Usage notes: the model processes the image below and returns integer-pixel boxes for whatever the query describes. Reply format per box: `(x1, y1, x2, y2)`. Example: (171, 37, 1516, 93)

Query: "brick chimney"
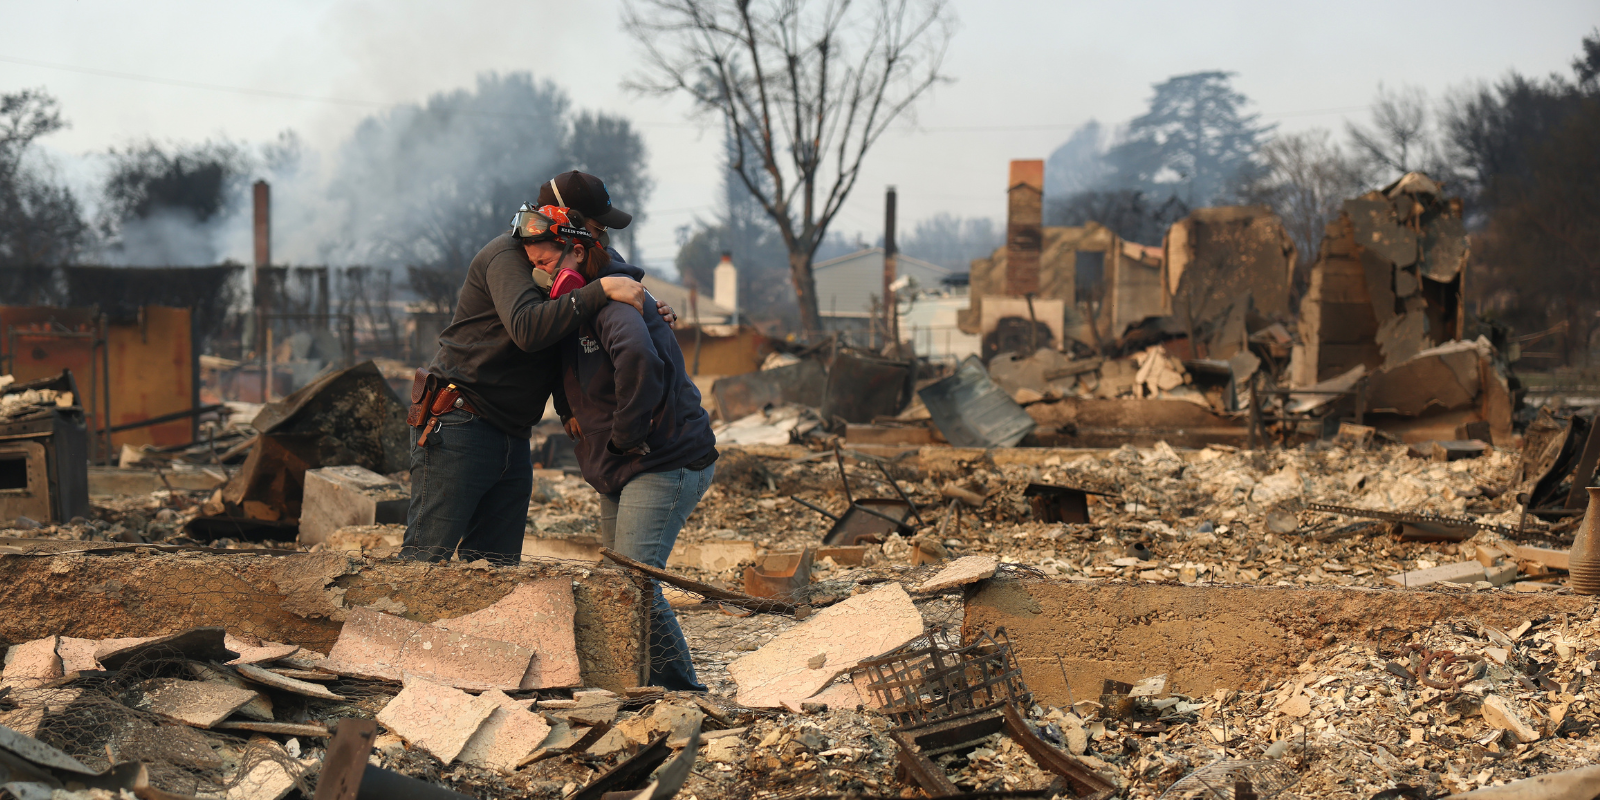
(253, 180, 270, 268)
(1005, 160, 1044, 296)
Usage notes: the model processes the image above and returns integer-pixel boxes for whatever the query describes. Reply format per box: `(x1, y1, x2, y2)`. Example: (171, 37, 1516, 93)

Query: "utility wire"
(2, 52, 1377, 132)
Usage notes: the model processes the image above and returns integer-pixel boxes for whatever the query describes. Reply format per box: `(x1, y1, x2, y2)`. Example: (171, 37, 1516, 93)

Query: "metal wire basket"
(858, 627, 1032, 728)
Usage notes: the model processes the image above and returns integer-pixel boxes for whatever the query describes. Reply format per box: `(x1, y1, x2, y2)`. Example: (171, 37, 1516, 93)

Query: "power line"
(0, 54, 395, 109)
(1, 53, 1376, 132)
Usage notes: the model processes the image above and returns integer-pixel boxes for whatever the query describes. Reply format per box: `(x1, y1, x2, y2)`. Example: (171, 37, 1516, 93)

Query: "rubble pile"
(1050, 612, 1600, 798)
(632, 441, 1563, 594)
(0, 377, 73, 418)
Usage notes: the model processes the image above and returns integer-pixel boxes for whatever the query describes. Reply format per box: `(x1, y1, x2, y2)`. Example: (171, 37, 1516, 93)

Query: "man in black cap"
(401, 171, 674, 564)
(537, 170, 634, 229)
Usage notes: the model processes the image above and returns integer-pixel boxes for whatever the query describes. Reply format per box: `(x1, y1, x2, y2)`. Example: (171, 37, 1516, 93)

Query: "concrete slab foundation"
(963, 576, 1600, 706)
(0, 551, 645, 691)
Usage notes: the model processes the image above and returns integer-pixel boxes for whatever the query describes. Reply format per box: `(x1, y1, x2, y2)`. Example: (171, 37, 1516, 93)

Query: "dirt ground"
(6, 439, 1598, 799)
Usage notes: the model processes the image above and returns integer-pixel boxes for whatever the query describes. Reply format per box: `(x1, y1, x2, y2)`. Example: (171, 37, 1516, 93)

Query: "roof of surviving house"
(813, 248, 950, 318)
(640, 274, 735, 325)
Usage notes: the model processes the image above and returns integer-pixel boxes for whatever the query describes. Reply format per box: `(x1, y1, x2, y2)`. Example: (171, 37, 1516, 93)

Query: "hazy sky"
(2, 0, 1594, 272)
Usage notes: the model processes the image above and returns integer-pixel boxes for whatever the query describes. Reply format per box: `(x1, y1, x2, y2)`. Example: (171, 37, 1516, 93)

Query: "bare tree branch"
(623, 0, 953, 333)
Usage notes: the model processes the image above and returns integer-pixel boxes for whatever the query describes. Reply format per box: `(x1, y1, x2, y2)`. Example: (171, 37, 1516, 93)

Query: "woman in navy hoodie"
(517, 199, 716, 691)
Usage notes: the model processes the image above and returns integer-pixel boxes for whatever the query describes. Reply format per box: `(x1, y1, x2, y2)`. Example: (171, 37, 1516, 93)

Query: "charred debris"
(1, 168, 1598, 800)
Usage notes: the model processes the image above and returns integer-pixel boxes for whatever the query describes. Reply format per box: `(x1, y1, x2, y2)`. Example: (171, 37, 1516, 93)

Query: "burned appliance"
(0, 371, 90, 524)
(1023, 483, 1119, 524)
(791, 448, 923, 546)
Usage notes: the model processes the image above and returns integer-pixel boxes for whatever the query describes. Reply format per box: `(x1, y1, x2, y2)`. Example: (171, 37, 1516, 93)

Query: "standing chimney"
(1005, 160, 1044, 296)
(883, 186, 898, 349)
(252, 180, 272, 401)
(253, 180, 271, 269)
(713, 252, 738, 325)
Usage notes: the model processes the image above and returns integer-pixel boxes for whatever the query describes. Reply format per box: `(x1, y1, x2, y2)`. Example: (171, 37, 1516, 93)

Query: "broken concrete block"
(55, 637, 101, 674)
(1483, 563, 1519, 587)
(916, 555, 999, 594)
(325, 607, 426, 682)
(1514, 546, 1569, 571)
(1385, 560, 1488, 588)
(299, 465, 408, 547)
(201, 671, 276, 722)
(235, 662, 346, 701)
(325, 607, 537, 691)
(227, 737, 314, 800)
(224, 634, 301, 665)
(376, 676, 499, 764)
(187, 662, 275, 721)
(530, 719, 588, 757)
(402, 625, 540, 693)
(2, 637, 62, 687)
(667, 540, 757, 573)
(457, 689, 553, 774)
(136, 678, 261, 729)
(1482, 694, 1540, 743)
(729, 583, 923, 709)
(434, 581, 580, 689)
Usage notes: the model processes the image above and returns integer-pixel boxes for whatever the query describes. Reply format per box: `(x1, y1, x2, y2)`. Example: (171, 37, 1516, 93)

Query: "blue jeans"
(401, 410, 532, 565)
(600, 464, 714, 691)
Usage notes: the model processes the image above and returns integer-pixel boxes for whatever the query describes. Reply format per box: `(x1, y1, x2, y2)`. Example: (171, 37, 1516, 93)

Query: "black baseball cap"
(537, 171, 632, 230)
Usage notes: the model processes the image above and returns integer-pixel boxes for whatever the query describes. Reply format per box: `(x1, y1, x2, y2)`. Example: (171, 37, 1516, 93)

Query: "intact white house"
(813, 247, 979, 361)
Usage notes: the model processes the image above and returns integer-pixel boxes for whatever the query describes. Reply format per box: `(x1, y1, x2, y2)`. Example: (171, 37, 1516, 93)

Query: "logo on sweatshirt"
(579, 335, 600, 354)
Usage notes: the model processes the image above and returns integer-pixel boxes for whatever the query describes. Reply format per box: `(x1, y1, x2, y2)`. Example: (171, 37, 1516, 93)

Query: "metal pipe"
(107, 404, 227, 433)
(100, 314, 112, 464)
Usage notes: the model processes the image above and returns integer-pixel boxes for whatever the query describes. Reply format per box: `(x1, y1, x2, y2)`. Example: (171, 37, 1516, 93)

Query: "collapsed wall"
(1162, 205, 1297, 359)
(964, 575, 1599, 707)
(0, 551, 646, 690)
(1296, 172, 1468, 385)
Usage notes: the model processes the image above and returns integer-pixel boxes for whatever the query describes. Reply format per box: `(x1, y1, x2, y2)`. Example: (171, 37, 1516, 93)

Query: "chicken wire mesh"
(1158, 759, 1299, 800)
(0, 642, 332, 796)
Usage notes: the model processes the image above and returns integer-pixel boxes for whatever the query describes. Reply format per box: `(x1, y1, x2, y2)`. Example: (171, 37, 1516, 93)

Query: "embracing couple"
(402, 170, 713, 691)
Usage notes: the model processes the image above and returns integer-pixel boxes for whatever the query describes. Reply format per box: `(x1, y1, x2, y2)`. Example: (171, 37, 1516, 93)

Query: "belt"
(408, 370, 480, 446)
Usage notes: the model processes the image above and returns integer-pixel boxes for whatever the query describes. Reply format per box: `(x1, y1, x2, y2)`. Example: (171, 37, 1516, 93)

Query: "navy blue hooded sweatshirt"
(554, 260, 717, 495)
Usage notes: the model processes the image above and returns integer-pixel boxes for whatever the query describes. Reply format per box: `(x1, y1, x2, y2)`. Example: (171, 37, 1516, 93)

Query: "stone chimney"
(1005, 160, 1044, 296)
(713, 252, 738, 317)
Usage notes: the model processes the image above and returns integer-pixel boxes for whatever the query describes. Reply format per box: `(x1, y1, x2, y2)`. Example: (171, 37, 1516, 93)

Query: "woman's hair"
(575, 218, 611, 281)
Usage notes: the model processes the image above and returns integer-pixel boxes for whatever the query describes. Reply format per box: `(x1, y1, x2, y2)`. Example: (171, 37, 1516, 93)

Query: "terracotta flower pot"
(1569, 487, 1600, 595)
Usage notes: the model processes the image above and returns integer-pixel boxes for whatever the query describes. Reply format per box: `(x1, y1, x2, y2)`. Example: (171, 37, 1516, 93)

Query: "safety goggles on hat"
(509, 203, 596, 245)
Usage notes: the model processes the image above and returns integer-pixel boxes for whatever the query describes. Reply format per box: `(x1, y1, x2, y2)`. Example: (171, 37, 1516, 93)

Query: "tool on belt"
(408, 368, 477, 446)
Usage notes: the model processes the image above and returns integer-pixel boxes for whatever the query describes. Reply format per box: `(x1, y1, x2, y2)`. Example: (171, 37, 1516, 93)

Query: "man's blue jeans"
(401, 410, 532, 565)
(600, 464, 714, 691)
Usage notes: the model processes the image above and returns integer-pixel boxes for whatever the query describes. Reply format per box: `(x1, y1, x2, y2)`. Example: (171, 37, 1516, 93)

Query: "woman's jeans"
(401, 410, 532, 565)
(600, 464, 715, 691)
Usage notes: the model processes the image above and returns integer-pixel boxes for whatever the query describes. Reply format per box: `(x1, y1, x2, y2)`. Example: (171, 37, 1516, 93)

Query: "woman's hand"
(598, 276, 646, 313)
(657, 299, 677, 325)
(564, 417, 583, 441)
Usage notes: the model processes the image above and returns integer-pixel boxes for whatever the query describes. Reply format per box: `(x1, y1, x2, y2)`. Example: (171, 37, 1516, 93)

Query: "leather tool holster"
(407, 368, 440, 428)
